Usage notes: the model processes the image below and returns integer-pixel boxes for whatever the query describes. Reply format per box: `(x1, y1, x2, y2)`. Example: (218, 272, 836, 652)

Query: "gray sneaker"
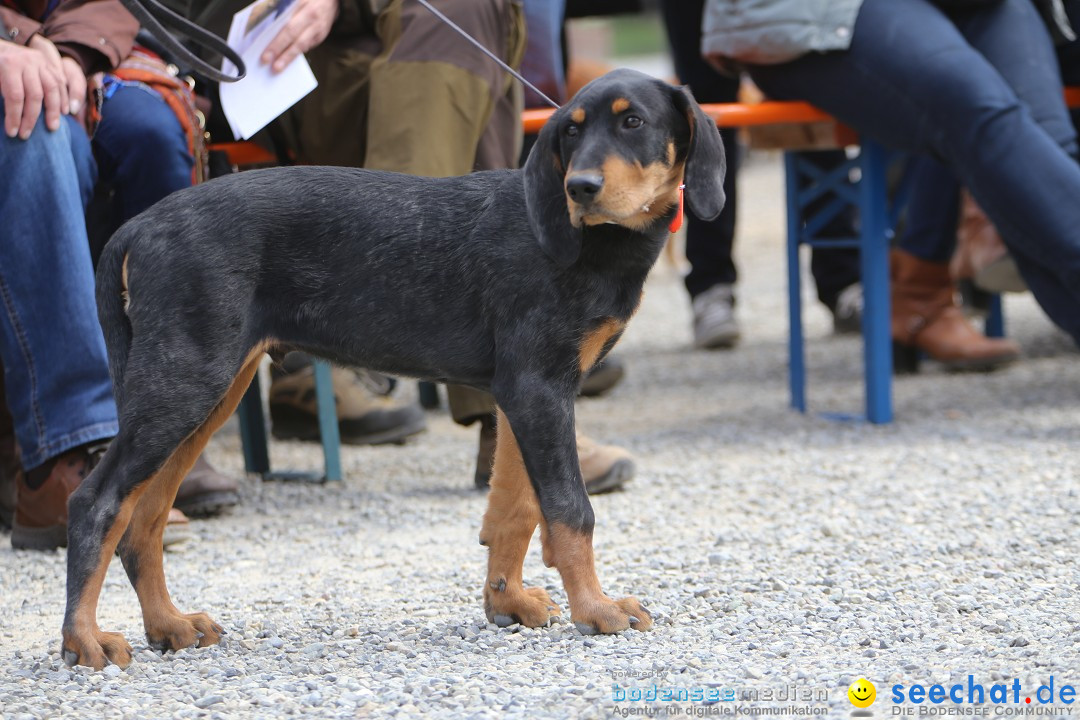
(832, 283, 863, 335)
(692, 283, 740, 349)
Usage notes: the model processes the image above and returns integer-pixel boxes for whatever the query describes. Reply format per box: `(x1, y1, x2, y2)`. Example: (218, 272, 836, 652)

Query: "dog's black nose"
(566, 174, 604, 204)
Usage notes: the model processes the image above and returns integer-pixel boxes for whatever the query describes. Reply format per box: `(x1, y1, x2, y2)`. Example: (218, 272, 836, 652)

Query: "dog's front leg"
(479, 409, 563, 627)
(489, 387, 652, 635)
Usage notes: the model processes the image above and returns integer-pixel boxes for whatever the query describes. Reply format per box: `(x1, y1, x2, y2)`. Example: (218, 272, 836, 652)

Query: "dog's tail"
(95, 227, 135, 412)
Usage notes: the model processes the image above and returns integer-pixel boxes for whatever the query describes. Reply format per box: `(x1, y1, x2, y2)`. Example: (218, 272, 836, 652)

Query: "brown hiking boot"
(576, 434, 635, 494)
(472, 424, 635, 495)
(174, 453, 240, 518)
(10, 442, 190, 550)
(11, 443, 106, 550)
(891, 249, 1021, 374)
(270, 365, 426, 446)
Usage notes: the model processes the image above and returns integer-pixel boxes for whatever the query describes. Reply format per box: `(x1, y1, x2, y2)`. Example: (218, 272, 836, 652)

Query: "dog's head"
(524, 68, 726, 267)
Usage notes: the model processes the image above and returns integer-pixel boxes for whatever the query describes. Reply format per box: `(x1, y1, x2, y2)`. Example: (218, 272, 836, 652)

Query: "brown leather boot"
(950, 191, 1027, 294)
(10, 441, 191, 550)
(11, 444, 106, 550)
(891, 249, 1021, 374)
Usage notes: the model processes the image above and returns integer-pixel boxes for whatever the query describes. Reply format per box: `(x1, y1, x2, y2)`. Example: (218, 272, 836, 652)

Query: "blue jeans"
(0, 106, 118, 470)
(93, 83, 193, 231)
(900, 155, 960, 264)
(748, 0, 1080, 345)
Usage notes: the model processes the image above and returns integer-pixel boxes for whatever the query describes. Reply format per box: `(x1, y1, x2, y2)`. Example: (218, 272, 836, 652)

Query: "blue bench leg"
(784, 152, 807, 414)
(985, 294, 1005, 338)
(858, 141, 894, 424)
(238, 371, 270, 475)
(313, 359, 342, 482)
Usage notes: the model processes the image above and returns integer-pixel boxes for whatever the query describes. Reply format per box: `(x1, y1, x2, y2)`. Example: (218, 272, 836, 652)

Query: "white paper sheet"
(218, 0, 318, 140)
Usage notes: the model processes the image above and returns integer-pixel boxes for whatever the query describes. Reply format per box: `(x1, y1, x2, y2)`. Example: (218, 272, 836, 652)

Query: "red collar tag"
(669, 184, 686, 233)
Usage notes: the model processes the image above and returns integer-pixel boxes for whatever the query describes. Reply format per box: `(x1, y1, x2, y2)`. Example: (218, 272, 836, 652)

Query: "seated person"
(702, 0, 1080, 349)
(0, 0, 235, 550)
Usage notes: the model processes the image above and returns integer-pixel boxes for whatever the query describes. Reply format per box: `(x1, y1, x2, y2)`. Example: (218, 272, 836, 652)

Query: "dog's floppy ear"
(671, 85, 726, 221)
(523, 109, 582, 267)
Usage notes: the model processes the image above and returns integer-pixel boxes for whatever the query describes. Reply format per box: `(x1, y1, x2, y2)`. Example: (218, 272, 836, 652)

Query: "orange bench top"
(522, 88, 1080, 135)
(522, 101, 831, 135)
(214, 88, 1080, 166)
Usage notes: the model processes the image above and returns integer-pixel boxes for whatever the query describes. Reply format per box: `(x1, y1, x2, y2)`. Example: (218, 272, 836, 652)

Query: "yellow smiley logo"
(848, 678, 876, 708)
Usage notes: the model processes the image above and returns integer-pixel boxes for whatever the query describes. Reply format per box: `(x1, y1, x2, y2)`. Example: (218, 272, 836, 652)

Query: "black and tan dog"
(61, 68, 725, 669)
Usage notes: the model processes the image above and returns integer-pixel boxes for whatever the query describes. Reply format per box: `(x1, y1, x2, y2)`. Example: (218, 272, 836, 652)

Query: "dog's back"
(101, 165, 546, 392)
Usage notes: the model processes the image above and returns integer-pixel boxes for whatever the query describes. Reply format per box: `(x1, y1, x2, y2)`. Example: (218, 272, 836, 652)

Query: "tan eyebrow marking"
(570, 107, 586, 123)
(611, 98, 630, 114)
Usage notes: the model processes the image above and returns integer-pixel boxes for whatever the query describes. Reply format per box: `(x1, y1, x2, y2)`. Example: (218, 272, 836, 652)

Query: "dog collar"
(669, 184, 685, 234)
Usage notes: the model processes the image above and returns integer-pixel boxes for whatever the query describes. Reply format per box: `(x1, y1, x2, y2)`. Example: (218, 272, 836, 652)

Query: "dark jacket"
(0, 0, 138, 74)
(161, 0, 384, 56)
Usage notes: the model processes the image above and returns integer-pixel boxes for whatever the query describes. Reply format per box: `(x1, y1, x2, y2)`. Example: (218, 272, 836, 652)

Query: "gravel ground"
(2, 153, 1079, 720)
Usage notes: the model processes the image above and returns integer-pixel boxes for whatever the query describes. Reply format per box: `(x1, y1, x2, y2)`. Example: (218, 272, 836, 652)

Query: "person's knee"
(1, 108, 73, 165)
(104, 109, 186, 164)
(928, 68, 1026, 159)
(98, 89, 188, 167)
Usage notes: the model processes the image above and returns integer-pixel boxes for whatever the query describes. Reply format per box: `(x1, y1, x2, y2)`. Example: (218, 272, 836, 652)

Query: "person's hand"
(61, 56, 86, 115)
(261, 0, 339, 73)
(0, 41, 64, 139)
(28, 34, 71, 118)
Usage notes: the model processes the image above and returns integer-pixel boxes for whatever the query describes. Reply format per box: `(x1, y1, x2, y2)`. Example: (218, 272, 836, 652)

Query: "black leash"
(117, 0, 246, 82)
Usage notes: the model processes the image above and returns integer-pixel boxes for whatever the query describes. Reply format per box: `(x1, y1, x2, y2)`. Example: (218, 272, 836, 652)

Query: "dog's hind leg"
(116, 349, 264, 656)
(60, 442, 150, 669)
(62, 344, 265, 669)
(479, 410, 563, 627)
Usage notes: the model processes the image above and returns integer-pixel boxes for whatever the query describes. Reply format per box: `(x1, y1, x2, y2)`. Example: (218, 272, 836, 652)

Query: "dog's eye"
(623, 116, 643, 129)
(565, 124, 579, 137)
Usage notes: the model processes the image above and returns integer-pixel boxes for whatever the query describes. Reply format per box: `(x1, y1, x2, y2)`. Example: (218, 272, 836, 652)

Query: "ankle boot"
(891, 249, 1021, 373)
(950, 191, 1027, 295)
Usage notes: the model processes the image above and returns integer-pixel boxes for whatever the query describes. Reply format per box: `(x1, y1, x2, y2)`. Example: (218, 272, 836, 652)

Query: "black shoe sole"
(270, 404, 427, 446)
(173, 491, 240, 518)
(893, 340, 1019, 374)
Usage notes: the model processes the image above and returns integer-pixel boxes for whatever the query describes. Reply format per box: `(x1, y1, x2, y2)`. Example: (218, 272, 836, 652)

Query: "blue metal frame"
(857, 141, 894, 423)
(783, 142, 895, 424)
(312, 360, 342, 481)
(784, 152, 807, 414)
(985, 295, 1005, 338)
(236, 361, 343, 482)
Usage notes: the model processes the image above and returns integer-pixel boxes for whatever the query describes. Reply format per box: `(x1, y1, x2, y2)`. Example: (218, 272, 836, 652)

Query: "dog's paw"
(484, 584, 562, 628)
(572, 596, 653, 635)
(62, 629, 133, 670)
(146, 611, 225, 653)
